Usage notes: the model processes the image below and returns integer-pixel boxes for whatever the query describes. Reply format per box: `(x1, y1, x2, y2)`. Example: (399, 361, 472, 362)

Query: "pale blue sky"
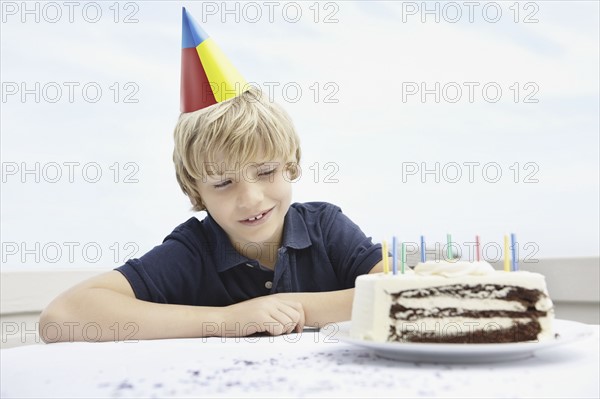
(1, 1, 598, 270)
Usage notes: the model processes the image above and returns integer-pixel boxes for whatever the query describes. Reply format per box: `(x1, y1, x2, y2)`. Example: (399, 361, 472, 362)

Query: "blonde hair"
(173, 88, 301, 212)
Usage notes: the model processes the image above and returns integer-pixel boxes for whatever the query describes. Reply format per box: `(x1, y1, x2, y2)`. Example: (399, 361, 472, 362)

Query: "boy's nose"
(237, 181, 264, 209)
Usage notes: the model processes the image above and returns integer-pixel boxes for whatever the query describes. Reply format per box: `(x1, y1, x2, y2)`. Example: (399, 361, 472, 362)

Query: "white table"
(1, 324, 598, 398)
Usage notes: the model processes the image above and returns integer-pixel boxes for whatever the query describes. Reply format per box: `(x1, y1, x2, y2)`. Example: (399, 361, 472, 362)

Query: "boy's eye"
(214, 180, 231, 189)
(259, 169, 277, 176)
(212, 168, 276, 188)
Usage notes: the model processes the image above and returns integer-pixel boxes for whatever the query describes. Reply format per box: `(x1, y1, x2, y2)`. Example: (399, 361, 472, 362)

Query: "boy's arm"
(273, 289, 354, 327)
(40, 260, 385, 342)
(39, 271, 305, 342)
(274, 260, 385, 327)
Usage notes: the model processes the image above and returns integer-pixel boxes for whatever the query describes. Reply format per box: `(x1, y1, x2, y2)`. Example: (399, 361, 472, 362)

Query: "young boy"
(39, 10, 383, 342)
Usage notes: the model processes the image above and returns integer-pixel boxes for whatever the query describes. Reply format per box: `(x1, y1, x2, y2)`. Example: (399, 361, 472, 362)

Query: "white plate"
(321, 319, 593, 363)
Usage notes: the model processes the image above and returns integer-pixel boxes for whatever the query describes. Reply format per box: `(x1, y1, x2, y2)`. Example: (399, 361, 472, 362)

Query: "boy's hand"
(221, 295, 305, 337)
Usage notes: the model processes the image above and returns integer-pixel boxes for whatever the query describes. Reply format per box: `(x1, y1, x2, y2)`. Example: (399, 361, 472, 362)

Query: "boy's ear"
(284, 162, 301, 181)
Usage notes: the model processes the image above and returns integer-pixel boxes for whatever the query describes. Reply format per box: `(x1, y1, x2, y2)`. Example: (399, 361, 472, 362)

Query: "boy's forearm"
(276, 288, 355, 328)
(40, 287, 355, 342)
(40, 288, 224, 342)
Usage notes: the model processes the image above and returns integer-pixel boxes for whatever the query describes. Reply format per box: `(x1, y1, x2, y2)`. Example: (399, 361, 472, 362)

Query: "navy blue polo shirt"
(115, 202, 381, 307)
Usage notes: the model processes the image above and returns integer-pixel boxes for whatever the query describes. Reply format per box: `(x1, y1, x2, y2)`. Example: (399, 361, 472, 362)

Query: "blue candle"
(511, 233, 518, 271)
(420, 235, 426, 262)
(392, 236, 398, 275)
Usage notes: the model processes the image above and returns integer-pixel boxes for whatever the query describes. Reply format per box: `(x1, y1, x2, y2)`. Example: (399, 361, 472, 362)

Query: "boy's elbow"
(39, 304, 60, 343)
(38, 298, 72, 343)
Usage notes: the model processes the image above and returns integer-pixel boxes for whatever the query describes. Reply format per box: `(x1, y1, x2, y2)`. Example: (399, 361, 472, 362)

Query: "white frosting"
(414, 261, 494, 277)
(396, 297, 526, 312)
(350, 265, 554, 343)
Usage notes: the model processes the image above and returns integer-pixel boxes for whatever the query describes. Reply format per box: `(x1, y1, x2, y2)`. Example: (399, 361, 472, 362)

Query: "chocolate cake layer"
(390, 284, 543, 308)
(389, 304, 548, 321)
(388, 320, 542, 343)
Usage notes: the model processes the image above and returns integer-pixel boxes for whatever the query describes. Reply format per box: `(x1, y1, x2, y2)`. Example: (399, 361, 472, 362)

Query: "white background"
(1, 0, 598, 271)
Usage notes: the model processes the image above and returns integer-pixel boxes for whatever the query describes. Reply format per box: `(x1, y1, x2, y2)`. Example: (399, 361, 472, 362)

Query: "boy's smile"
(239, 205, 275, 226)
(197, 157, 293, 267)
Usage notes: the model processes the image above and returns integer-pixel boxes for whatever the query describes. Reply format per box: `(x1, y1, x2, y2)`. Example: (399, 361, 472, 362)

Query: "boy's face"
(197, 155, 293, 253)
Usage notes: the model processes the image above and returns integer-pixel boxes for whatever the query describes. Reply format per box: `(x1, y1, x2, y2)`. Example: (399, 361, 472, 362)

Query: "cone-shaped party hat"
(180, 7, 248, 113)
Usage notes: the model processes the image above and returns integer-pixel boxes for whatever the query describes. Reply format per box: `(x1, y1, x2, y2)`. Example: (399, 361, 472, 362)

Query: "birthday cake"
(350, 261, 554, 343)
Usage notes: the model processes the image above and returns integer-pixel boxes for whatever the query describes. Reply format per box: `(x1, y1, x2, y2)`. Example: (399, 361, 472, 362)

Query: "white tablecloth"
(1, 325, 598, 398)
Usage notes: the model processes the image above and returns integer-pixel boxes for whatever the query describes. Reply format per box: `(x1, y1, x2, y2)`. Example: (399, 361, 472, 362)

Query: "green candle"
(401, 242, 406, 274)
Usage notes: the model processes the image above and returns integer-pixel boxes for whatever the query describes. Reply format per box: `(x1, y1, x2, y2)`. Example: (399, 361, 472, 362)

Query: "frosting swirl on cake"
(414, 261, 494, 277)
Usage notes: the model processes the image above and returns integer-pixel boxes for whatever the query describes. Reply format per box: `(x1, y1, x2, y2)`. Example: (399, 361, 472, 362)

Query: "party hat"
(180, 7, 248, 113)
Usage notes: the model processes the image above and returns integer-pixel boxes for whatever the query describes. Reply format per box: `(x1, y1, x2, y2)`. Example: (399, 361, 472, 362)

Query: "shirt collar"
(205, 204, 312, 273)
(280, 204, 312, 250)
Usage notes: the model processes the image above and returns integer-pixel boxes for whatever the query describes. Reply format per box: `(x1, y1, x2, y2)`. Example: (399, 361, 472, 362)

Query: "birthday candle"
(420, 235, 426, 263)
(392, 236, 398, 275)
(503, 235, 510, 272)
(511, 233, 518, 271)
(382, 240, 389, 274)
(476, 235, 481, 262)
(446, 233, 452, 260)
(401, 242, 406, 274)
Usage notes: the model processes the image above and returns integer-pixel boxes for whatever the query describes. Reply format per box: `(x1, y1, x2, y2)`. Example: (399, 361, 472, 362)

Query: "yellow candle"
(503, 235, 510, 272)
(382, 240, 389, 274)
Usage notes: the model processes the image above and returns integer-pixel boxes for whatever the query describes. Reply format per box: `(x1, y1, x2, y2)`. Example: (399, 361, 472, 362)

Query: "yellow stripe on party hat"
(180, 7, 248, 113)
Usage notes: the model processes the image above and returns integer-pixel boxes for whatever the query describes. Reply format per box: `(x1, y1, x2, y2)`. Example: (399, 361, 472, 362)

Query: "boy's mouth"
(239, 206, 275, 225)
